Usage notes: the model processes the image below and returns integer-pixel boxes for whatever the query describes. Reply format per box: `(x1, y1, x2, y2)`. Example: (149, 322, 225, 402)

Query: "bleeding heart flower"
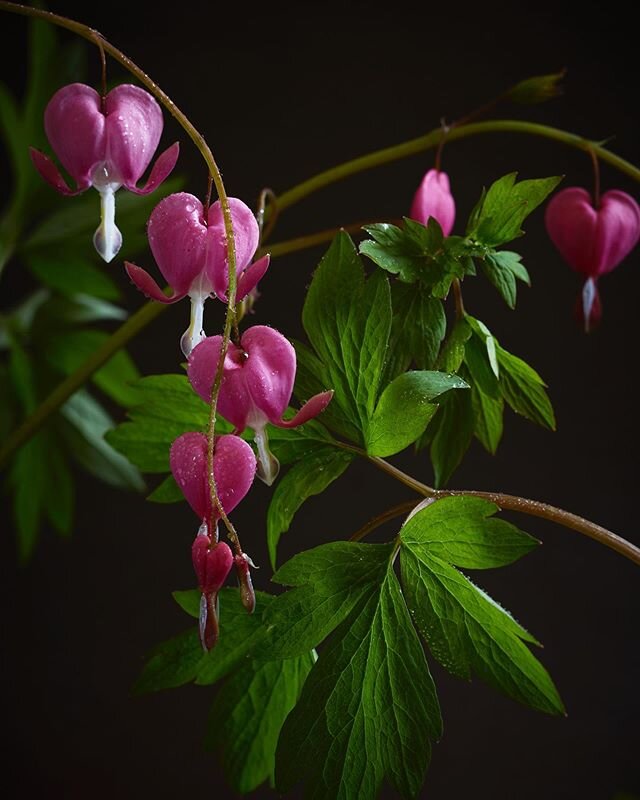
(169, 432, 257, 523)
(545, 187, 640, 330)
(187, 326, 333, 485)
(410, 169, 456, 236)
(192, 533, 234, 650)
(125, 193, 270, 356)
(30, 83, 179, 263)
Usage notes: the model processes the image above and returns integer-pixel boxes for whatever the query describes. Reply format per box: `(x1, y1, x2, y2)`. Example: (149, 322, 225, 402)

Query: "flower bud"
(410, 169, 456, 236)
(507, 70, 565, 105)
(234, 552, 256, 614)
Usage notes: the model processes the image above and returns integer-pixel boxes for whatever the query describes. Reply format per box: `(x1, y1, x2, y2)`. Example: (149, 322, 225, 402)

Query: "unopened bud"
(235, 553, 256, 614)
(199, 591, 220, 651)
(507, 70, 566, 105)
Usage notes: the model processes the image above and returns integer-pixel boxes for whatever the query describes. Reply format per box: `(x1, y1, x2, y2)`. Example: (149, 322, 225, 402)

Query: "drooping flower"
(410, 168, 456, 236)
(171, 432, 257, 650)
(30, 83, 179, 263)
(125, 193, 270, 356)
(545, 187, 640, 330)
(187, 326, 333, 485)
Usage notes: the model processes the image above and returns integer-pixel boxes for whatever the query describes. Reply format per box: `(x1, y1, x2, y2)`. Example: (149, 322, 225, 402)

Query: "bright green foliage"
(360, 217, 473, 297)
(399, 496, 564, 715)
(367, 370, 468, 457)
(481, 250, 530, 308)
(467, 173, 562, 247)
(265, 542, 442, 800)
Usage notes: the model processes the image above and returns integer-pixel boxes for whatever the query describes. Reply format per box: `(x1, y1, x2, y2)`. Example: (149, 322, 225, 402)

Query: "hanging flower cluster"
(31, 82, 179, 262)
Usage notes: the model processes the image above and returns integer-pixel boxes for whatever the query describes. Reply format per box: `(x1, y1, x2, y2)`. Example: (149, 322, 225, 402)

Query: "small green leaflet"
(481, 250, 531, 309)
(302, 232, 392, 444)
(496, 343, 555, 429)
(267, 446, 355, 568)
(467, 172, 562, 247)
(360, 218, 472, 297)
(424, 387, 475, 487)
(399, 496, 564, 715)
(366, 370, 468, 457)
(263, 542, 442, 800)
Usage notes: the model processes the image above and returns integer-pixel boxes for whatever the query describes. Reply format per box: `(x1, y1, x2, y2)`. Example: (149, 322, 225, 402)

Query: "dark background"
(1, 1, 639, 798)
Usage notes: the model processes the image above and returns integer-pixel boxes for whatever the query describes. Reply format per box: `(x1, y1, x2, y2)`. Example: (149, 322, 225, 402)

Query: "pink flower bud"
(410, 169, 456, 236)
(30, 83, 179, 263)
(169, 432, 257, 522)
(125, 193, 270, 355)
(187, 326, 333, 484)
(545, 187, 640, 330)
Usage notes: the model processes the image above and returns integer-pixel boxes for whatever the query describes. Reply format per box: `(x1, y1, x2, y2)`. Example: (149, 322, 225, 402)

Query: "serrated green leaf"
(60, 390, 145, 491)
(465, 316, 499, 378)
(266, 416, 337, 466)
(27, 253, 121, 301)
(146, 474, 183, 503)
(481, 250, 530, 308)
(207, 652, 313, 794)
(435, 317, 471, 373)
(470, 173, 562, 247)
(385, 283, 446, 382)
(367, 370, 468, 457)
(496, 344, 555, 429)
(267, 446, 354, 569)
(44, 329, 140, 406)
(400, 544, 564, 715)
(263, 542, 393, 660)
(471, 381, 504, 454)
(135, 589, 274, 694)
(429, 389, 475, 487)
(464, 334, 500, 398)
(400, 496, 538, 568)
(302, 233, 392, 443)
(275, 548, 441, 800)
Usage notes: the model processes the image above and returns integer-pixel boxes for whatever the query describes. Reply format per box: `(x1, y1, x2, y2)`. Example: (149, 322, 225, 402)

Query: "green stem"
(275, 119, 640, 213)
(355, 449, 640, 566)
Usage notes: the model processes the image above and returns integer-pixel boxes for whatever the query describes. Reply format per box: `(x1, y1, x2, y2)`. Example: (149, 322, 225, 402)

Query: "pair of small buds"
(192, 525, 255, 651)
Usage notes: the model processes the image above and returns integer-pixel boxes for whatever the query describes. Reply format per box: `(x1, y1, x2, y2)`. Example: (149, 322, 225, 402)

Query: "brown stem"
(452, 278, 465, 319)
(350, 501, 418, 542)
(588, 146, 601, 208)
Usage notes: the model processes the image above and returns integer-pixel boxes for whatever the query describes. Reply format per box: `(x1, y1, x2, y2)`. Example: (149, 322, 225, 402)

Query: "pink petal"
(147, 192, 209, 296)
(43, 83, 106, 187)
(545, 187, 601, 276)
(125, 141, 180, 195)
(29, 147, 85, 195)
(277, 390, 334, 428)
(124, 262, 186, 303)
(192, 538, 234, 595)
(188, 336, 251, 429)
(170, 432, 256, 521)
(593, 190, 640, 276)
(205, 198, 260, 299)
(410, 169, 456, 236)
(236, 254, 271, 302)
(104, 84, 164, 187)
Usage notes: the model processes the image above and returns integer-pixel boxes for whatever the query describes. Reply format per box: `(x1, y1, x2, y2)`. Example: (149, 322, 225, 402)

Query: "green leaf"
(8, 337, 38, 413)
(464, 334, 500, 398)
(471, 381, 504, 454)
(481, 250, 530, 309)
(44, 329, 140, 406)
(496, 344, 555, 429)
(400, 508, 564, 715)
(9, 433, 47, 561)
(27, 253, 121, 301)
(274, 543, 442, 799)
(207, 652, 314, 794)
(385, 283, 446, 382)
(428, 388, 475, 487)
(302, 233, 392, 443)
(266, 415, 338, 466)
(367, 370, 468, 457)
(38, 293, 128, 325)
(60, 390, 145, 491)
(146, 474, 183, 503)
(435, 317, 472, 373)
(135, 589, 274, 694)
(267, 446, 354, 569)
(42, 438, 74, 537)
(469, 173, 562, 247)
(400, 496, 538, 568)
